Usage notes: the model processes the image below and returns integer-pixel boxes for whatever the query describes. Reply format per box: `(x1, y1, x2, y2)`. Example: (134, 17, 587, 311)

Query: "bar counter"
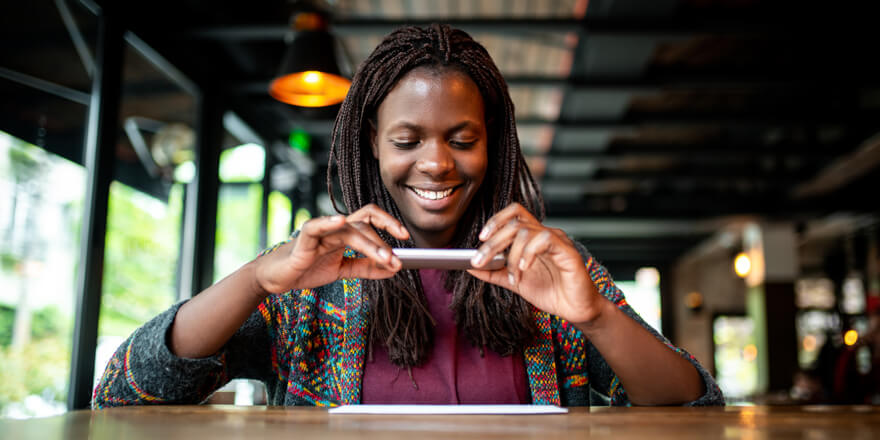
(3, 404, 879, 439)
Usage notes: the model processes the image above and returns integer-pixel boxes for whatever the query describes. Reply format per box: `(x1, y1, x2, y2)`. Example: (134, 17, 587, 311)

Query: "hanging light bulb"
(269, 11, 350, 107)
(734, 252, 751, 278)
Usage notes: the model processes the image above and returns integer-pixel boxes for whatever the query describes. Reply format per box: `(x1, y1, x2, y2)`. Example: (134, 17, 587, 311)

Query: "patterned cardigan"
(92, 242, 724, 408)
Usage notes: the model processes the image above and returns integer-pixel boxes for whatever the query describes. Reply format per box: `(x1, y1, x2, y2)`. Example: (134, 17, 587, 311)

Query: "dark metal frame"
(68, 3, 125, 410)
(178, 92, 221, 299)
(67, 0, 221, 408)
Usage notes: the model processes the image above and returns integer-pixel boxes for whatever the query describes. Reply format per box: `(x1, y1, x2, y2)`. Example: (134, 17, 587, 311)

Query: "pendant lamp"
(269, 12, 350, 107)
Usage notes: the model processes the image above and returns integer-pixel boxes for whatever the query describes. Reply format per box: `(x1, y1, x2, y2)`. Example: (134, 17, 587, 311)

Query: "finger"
(479, 202, 539, 242)
(549, 228, 577, 250)
(348, 221, 401, 267)
(473, 218, 524, 268)
(466, 268, 515, 291)
(347, 203, 410, 241)
(340, 256, 400, 280)
(295, 215, 347, 252)
(472, 218, 539, 269)
(507, 227, 531, 285)
(326, 223, 401, 270)
(519, 229, 554, 273)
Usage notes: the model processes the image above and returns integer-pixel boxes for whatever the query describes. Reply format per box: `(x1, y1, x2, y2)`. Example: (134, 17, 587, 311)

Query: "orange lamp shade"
(269, 70, 350, 107)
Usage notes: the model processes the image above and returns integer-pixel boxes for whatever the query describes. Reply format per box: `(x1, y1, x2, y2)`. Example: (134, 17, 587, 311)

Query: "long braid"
(328, 24, 545, 367)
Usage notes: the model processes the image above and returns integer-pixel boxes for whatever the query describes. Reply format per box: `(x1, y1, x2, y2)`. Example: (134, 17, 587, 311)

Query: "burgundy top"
(361, 269, 531, 404)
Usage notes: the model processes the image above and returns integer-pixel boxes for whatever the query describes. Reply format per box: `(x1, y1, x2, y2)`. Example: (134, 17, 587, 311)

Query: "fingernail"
(479, 224, 491, 241)
(472, 250, 485, 266)
(519, 259, 526, 270)
(377, 248, 390, 260)
(508, 272, 516, 285)
(332, 215, 345, 222)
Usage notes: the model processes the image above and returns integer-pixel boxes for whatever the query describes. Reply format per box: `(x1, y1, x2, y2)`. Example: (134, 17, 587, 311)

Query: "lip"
(406, 184, 461, 210)
(407, 183, 461, 191)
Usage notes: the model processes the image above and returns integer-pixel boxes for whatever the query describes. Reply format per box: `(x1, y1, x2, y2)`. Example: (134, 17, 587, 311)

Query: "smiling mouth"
(409, 186, 456, 200)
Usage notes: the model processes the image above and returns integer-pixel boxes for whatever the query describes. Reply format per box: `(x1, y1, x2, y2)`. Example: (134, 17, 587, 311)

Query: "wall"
(672, 242, 748, 375)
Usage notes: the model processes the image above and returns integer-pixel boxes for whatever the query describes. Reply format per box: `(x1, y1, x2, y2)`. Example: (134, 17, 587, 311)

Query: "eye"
(391, 140, 420, 149)
(450, 139, 477, 149)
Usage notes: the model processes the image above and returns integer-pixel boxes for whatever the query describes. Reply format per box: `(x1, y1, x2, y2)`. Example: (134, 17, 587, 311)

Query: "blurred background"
(1, 0, 879, 417)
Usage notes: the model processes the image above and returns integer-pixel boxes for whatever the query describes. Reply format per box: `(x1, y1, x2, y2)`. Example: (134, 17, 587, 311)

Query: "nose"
(415, 140, 454, 176)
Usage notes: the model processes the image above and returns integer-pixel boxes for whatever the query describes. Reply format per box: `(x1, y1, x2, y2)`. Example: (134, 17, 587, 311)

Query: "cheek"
(464, 147, 489, 185)
(377, 151, 409, 188)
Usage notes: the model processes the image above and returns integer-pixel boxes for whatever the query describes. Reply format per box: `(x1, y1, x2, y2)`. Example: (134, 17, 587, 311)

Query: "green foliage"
(0, 305, 13, 347)
(0, 335, 70, 410)
(31, 306, 65, 341)
(215, 183, 262, 281)
(0, 305, 72, 411)
(0, 252, 18, 271)
(99, 182, 183, 337)
(0, 304, 67, 348)
(7, 142, 43, 183)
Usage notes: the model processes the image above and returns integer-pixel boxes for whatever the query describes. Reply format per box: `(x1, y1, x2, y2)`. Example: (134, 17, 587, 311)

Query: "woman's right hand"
(254, 204, 409, 295)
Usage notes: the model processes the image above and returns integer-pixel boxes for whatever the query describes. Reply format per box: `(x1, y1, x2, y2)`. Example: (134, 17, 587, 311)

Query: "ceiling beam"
(225, 74, 861, 94)
(536, 149, 838, 161)
(543, 187, 880, 218)
(187, 17, 807, 41)
(241, 109, 873, 136)
(545, 193, 779, 218)
(544, 218, 723, 238)
(792, 132, 880, 199)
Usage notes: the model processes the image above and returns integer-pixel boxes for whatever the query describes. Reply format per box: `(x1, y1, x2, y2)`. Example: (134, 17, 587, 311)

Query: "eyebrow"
(388, 120, 482, 134)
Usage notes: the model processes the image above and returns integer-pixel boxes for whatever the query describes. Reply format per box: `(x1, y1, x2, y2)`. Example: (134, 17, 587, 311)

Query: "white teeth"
(411, 187, 454, 200)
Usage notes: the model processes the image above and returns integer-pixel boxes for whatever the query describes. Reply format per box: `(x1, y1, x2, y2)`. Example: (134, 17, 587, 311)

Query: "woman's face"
(371, 67, 488, 248)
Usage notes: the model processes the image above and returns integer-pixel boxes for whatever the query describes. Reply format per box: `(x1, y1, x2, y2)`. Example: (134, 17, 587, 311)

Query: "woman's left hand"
(467, 203, 604, 326)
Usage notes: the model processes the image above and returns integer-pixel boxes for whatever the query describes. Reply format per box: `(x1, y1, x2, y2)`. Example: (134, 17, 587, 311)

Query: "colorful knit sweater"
(92, 242, 724, 408)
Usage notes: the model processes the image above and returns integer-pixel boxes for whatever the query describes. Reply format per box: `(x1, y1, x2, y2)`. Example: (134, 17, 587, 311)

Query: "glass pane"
(215, 183, 262, 282)
(95, 37, 197, 387)
(842, 276, 866, 314)
(713, 315, 759, 401)
(615, 280, 662, 334)
(0, 131, 85, 418)
(214, 142, 266, 282)
(267, 191, 292, 245)
(795, 278, 835, 309)
(796, 310, 839, 369)
(295, 208, 312, 231)
(219, 143, 265, 183)
(98, 181, 183, 338)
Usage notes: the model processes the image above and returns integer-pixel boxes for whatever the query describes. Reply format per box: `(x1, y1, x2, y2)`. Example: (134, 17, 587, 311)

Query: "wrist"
(573, 297, 616, 338)
(244, 260, 271, 301)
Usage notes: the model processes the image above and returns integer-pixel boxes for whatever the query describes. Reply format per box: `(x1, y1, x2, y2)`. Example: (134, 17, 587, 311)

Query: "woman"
(93, 24, 723, 408)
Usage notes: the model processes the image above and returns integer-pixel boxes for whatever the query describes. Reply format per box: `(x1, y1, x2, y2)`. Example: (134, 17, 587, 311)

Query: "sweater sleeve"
(90, 299, 275, 408)
(571, 240, 725, 407)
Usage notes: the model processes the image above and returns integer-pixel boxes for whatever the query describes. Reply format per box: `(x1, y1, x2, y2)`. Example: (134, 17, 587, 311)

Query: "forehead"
(376, 67, 485, 125)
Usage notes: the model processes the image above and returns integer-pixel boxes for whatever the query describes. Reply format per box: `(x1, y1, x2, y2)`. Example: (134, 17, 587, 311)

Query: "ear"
(368, 120, 379, 159)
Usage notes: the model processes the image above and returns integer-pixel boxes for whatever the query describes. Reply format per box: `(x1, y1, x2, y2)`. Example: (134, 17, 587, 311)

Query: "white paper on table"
(328, 404, 568, 415)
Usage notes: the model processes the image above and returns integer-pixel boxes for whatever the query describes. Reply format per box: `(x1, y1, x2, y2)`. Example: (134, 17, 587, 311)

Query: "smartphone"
(392, 248, 506, 270)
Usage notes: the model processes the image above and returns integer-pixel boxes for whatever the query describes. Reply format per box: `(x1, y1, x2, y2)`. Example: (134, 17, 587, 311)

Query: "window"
(267, 191, 292, 245)
(713, 315, 759, 401)
(615, 267, 663, 333)
(214, 143, 265, 282)
(93, 36, 198, 390)
(0, 132, 86, 417)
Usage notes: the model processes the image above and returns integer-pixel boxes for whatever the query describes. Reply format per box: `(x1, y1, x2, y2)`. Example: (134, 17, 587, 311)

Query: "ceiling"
(3, 0, 880, 276)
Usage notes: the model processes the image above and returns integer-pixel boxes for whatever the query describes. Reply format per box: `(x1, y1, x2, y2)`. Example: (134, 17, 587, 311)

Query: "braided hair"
(327, 24, 545, 367)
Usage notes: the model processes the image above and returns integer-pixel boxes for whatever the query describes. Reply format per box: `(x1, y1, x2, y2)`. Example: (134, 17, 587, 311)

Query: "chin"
(414, 220, 457, 235)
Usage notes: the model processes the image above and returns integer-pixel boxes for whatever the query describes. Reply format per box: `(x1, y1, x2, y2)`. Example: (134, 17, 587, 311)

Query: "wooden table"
(3, 405, 879, 439)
